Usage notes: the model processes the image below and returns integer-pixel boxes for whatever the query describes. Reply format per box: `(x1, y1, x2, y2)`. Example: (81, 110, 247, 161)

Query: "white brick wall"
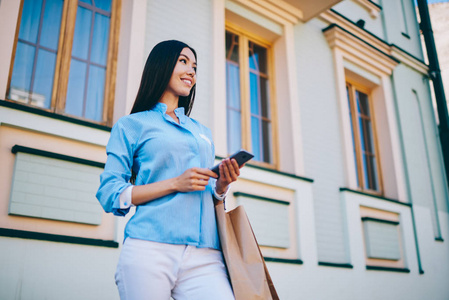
(9, 152, 103, 225)
(294, 18, 349, 263)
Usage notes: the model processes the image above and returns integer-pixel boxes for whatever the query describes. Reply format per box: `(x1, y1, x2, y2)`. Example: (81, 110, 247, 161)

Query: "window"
(346, 82, 382, 193)
(225, 28, 275, 165)
(7, 0, 120, 125)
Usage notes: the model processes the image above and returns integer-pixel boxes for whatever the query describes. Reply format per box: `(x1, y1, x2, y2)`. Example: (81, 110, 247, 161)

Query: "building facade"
(0, 0, 448, 299)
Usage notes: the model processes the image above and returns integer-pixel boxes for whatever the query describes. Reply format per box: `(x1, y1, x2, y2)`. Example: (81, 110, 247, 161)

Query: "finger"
(226, 161, 238, 181)
(192, 179, 209, 187)
(221, 160, 232, 183)
(230, 159, 240, 176)
(196, 167, 218, 178)
(192, 173, 211, 181)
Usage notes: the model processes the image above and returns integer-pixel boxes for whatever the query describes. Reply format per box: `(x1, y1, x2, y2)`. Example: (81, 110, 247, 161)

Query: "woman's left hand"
(215, 158, 243, 194)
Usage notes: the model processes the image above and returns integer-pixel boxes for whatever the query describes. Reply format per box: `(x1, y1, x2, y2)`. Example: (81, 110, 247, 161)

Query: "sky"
(426, 0, 449, 3)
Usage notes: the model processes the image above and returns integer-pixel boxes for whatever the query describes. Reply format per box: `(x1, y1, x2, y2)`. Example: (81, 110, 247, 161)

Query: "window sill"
(318, 261, 354, 269)
(366, 265, 410, 273)
(0, 228, 119, 248)
(340, 187, 411, 207)
(0, 99, 111, 132)
(264, 257, 303, 265)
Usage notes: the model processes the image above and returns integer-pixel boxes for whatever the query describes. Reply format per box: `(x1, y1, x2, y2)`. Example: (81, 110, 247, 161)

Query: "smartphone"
(210, 149, 254, 176)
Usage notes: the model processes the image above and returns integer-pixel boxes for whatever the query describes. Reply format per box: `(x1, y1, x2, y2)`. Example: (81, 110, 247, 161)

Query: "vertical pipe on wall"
(416, 0, 449, 190)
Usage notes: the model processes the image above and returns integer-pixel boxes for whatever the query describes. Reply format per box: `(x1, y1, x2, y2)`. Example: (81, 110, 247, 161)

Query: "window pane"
(364, 154, 378, 191)
(260, 77, 270, 118)
(18, 0, 43, 43)
(225, 31, 239, 63)
(66, 59, 87, 117)
(226, 63, 240, 109)
(91, 13, 110, 65)
(80, 0, 93, 4)
(251, 116, 261, 161)
(249, 51, 258, 71)
(85, 65, 106, 121)
(357, 91, 370, 116)
(253, 43, 267, 73)
(250, 72, 259, 115)
(40, 0, 63, 50)
(364, 119, 375, 153)
(9, 42, 35, 102)
(32, 49, 56, 108)
(95, 0, 112, 12)
(370, 155, 379, 190)
(358, 115, 366, 152)
(72, 7, 92, 60)
(227, 109, 242, 154)
(262, 120, 272, 163)
(362, 152, 369, 189)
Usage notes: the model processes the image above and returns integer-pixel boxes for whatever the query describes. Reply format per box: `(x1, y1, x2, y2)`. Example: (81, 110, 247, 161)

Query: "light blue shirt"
(96, 102, 220, 249)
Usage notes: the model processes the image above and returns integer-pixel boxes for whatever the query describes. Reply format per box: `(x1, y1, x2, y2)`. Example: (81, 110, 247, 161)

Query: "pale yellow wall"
(0, 125, 115, 241)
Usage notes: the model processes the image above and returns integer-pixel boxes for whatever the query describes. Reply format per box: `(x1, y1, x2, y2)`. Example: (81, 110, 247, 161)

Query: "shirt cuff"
(213, 184, 230, 201)
(119, 185, 134, 209)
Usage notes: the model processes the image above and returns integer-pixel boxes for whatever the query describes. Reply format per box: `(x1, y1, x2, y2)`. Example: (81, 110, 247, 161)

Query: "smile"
(182, 79, 192, 86)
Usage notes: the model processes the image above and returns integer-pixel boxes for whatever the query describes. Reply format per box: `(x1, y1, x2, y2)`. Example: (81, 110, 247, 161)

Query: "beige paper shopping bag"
(215, 200, 279, 300)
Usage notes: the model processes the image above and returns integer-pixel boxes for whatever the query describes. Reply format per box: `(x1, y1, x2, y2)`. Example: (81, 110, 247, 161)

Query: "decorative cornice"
(320, 10, 390, 53)
(390, 45, 429, 74)
(230, 0, 301, 25)
(320, 10, 429, 75)
(323, 24, 399, 75)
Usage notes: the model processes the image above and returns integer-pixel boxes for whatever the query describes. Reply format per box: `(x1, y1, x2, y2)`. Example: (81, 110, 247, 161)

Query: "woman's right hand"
(174, 167, 218, 192)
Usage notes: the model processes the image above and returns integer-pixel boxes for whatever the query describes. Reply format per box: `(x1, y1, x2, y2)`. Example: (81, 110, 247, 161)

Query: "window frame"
(6, 0, 121, 127)
(225, 22, 279, 169)
(346, 80, 384, 195)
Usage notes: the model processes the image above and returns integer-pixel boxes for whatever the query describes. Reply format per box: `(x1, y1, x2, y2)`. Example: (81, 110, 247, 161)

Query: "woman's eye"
(180, 58, 187, 64)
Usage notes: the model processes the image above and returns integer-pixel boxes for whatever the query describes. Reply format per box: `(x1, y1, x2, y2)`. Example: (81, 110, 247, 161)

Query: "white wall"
(0, 237, 120, 300)
(144, 0, 214, 130)
(294, 17, 350, 264)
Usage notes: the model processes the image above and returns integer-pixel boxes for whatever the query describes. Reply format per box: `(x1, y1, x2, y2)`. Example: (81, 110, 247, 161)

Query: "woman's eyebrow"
(180, 54, 197, 65)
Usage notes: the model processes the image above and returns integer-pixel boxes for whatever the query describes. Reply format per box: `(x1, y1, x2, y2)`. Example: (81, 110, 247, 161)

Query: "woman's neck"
(159, 92, 179, 114)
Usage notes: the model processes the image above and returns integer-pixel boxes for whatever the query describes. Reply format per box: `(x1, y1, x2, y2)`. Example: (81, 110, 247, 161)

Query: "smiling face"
(164, 47, 197, 100)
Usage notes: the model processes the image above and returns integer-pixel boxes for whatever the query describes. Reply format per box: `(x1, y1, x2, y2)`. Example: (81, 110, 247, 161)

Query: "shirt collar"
(154, 102, 186, 124)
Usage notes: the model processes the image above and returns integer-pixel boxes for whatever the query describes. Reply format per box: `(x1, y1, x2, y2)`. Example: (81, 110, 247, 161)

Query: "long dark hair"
(130, 40, 197, 116)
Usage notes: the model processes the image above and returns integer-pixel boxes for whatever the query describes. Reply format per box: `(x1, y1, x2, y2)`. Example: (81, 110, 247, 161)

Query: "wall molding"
(0, 99, 111, 131)
(12, 145, 105, 169)
(366, 265, 411, 273)
(318, 261, 354, 269)
(0, 228, 119, 248)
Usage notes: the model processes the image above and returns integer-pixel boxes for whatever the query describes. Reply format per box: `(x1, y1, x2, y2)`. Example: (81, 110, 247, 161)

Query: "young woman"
(96, 40, 240, 300)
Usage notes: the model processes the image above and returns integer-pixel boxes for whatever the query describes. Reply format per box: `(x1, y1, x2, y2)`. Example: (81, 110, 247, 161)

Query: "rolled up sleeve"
(96, 120, 136, 216)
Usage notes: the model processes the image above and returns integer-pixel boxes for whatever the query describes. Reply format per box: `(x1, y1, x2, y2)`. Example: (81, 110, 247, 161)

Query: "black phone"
(210, 149, 254, 176)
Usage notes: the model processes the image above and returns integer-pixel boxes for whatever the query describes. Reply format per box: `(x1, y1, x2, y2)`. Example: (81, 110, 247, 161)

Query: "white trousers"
(115, 238, 235, 300)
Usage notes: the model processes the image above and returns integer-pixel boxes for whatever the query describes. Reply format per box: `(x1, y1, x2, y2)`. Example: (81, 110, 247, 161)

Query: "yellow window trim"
(346, 81, 384, 195)
(225, 23, 279, 169)
(6, 0, 122, 127)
